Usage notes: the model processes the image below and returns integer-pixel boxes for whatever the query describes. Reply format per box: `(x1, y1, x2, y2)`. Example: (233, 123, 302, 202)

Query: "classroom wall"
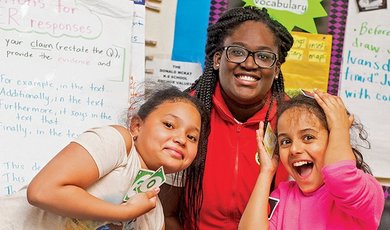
(144, 0, 390, 228)
(1, 0, 389, 227)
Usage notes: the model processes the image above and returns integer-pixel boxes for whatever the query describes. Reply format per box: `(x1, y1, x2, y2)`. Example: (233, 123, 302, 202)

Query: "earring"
(216, 64, 219, 67)
(133, 136, 137, 141)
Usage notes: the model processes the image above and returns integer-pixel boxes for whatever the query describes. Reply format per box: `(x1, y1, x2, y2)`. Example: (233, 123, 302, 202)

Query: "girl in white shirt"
(0, 86, 209, 230)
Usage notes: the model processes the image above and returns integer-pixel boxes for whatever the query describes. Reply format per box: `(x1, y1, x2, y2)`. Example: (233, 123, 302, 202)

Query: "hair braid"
(182, 6, 294, 229)
(197, 63, 218, 112)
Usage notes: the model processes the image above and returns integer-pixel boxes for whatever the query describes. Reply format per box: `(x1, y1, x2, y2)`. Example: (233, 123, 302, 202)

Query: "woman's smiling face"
(277, 107, 329, 194)
(213, 21, 280, 106)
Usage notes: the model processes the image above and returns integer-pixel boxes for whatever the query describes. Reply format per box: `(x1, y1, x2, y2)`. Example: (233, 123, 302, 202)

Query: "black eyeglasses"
(223, 46, 278, 68)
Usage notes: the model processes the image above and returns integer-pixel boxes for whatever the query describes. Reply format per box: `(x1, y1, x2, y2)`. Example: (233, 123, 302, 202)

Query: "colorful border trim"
(327, 0, 348, 95)
(209, 0, 228, 24)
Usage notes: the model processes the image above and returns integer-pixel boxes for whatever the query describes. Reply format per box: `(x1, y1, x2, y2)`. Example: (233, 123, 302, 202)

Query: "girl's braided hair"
(181, 6, 294, 229)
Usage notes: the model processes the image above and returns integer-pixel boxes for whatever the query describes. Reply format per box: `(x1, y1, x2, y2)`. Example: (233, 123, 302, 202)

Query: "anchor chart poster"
(0, 0, 133, 196)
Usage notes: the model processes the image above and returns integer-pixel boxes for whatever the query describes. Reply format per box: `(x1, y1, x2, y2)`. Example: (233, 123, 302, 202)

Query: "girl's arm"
(313, 90, 355, 165)
(239, 121, 279, 229)
(27, 127, 158, 222)
(314, 91, 384, 226)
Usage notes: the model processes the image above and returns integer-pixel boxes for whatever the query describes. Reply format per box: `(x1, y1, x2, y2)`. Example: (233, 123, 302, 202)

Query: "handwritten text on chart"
(1, 161, 43, 195)
(0, 0, 104, 37)
(3, 37, 123, 68)
(0, 0, 132, 196)
(342, 20, 390, 103)
(0, 74, 114, 138)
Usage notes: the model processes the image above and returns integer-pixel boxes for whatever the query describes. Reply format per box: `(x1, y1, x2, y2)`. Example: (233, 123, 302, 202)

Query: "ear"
(130, 116, 143, 137)
(213, 51, 222, 70)
(274, 62, 281, 80)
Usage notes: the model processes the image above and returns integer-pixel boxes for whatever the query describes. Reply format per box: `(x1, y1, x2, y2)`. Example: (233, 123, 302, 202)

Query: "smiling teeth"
(293, 161, 311, 167)
(237, 75, 257, 82)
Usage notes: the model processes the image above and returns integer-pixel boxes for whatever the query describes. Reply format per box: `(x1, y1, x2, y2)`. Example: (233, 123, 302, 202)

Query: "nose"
(241, 53, 258, 69)
(173, 131, 186, 146)
(289, 141, 304, 156)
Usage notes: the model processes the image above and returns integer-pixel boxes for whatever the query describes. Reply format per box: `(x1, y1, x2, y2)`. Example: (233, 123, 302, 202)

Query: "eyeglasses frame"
(223, 45, 278, 69)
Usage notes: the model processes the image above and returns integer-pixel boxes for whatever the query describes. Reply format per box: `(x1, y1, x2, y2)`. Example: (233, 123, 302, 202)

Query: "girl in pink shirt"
(239, 90, 384, 230)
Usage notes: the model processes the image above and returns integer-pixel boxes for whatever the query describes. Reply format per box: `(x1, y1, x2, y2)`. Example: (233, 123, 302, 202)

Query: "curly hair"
(277, 94, 372, 174)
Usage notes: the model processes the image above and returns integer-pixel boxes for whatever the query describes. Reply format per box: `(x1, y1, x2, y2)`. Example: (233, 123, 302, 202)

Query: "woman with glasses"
(159, 6, 294, 230)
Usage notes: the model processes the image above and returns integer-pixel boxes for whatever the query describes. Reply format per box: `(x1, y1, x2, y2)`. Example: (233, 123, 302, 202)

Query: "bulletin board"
(0, 0, 137, 196)
(282, 31, 333, 92)
(339, 0, 390, 179)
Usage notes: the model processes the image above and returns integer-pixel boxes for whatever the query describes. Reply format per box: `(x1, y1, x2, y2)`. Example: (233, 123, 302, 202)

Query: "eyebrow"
(277, 133, 287, 139)
(227, 42, 275, 52)
(277, 128, 320, 137)
(166, 114, 200, 133)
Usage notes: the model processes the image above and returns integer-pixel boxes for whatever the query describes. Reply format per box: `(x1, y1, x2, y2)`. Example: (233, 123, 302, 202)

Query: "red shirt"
(185, 83, 288, 229)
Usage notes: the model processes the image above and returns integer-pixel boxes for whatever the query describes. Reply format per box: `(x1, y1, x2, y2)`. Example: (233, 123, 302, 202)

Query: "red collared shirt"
(186, 83, 288, 229)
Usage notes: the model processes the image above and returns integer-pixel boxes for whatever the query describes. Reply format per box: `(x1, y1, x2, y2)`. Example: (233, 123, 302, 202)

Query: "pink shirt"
(270, 160, 384, 230)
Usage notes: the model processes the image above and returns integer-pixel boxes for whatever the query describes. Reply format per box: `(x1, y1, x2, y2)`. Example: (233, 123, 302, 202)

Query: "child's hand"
(313, 90, 353, 132)
(122, 187, 160, 220)
(239, 122, 278, 229)
(313, 90, 355, 164)
(256, 121, 279, 175)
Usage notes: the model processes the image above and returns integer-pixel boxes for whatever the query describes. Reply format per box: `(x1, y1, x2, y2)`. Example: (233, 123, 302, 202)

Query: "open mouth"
(293, 161, 314, 177)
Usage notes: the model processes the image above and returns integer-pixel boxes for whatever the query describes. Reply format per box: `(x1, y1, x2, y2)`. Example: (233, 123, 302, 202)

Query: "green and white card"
(123, 166, 167, 201)
(134, 166, 166, 193)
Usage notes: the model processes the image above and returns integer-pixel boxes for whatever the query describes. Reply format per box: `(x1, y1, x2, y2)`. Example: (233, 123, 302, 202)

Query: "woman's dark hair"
(182, 6, 294, 229)
(277, 94, 372, 174)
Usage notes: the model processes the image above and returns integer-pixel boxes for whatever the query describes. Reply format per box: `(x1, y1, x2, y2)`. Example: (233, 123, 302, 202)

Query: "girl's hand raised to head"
(313, 90, 355, 164)
(256, 121, 279, 175)
(313, 90, 354, 132)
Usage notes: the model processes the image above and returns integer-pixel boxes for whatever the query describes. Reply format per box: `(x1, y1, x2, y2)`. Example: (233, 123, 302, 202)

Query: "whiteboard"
(339, 1, 390, 178)
(0, 0, 134, 196)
